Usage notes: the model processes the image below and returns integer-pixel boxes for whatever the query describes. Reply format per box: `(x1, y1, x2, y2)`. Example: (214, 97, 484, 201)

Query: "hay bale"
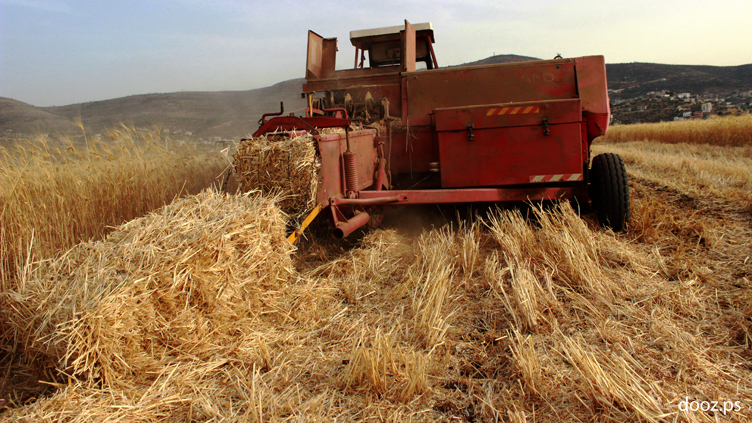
(2, 189, 294, 388)
(233, 133, 320, 216)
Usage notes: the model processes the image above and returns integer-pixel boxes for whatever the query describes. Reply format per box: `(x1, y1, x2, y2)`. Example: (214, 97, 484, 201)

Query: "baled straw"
(233, 133, 320, 217)
(2, 189, 294, 389)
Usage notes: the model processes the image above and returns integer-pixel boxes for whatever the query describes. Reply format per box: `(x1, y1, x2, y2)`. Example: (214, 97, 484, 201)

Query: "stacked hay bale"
(233, 133, 320, 217)
(1, 190, 294, 393)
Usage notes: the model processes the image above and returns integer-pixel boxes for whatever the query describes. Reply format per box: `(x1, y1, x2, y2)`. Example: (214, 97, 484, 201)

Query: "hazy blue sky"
(1, 0, 750, 106)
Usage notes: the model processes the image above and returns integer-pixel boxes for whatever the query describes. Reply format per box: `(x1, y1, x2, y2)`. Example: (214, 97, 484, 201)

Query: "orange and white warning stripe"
(529, 173, 582, 183)
(486, 106, 540, 116)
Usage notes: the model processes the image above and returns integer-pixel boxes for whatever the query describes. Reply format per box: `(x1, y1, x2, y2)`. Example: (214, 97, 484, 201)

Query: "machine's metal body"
(254, 21, 614, 240)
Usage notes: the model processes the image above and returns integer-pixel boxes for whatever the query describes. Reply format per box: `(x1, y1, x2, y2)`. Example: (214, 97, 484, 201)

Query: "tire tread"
(591, 153, 629, 231)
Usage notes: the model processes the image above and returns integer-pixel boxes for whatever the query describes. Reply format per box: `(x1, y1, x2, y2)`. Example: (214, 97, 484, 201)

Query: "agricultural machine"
(250, 21, 629, 242)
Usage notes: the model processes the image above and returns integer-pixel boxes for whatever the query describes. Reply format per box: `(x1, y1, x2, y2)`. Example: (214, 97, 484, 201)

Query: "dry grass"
(0, 126, 226, 288)
(3, 192, 750, 421)
(1, 136, 751, 421)
(593, 141, 752, 214)
(602, 114, 752, 146)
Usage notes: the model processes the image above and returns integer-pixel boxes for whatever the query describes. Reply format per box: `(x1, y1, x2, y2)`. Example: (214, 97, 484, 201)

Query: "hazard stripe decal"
(530, 173, 582, 183)
(486, 106, 540, 116)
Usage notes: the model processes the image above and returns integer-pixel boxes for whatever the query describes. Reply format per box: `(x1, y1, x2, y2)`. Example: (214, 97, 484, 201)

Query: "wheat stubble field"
(0, 116, 751, 422)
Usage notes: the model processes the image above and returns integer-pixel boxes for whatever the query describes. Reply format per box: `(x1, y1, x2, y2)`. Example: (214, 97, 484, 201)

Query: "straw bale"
(233, 133, 320, 216)
(2, 189, 294, 388)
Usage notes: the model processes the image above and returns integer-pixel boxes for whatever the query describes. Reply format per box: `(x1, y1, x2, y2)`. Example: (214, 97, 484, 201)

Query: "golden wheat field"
(0, 127, 227, 286)
(1, 118, 751, 422)
(603, 114, 752, 146)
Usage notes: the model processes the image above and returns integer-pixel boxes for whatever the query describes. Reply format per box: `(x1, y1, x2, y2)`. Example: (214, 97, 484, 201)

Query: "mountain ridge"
(3, 57, 750, 140)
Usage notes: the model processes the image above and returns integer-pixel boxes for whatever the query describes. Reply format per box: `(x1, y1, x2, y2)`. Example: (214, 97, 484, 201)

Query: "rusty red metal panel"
(574, 56, 609, 117)
(401, 20, 416, 72)
(321, 38, 337, 77)
(584, 111, 609, 143)
(316, 134, 344, 203)
(357, 186, 580, 204)
(438, 122, 583, 188)
(574, 56, 610, 141)
(312, 66, 397, 80)
(386, 127, 438, 174)
(304, 73, 400, 92)
(434, 99, 582, 132)
(306, 31, 324, 80)
(306, 31, 336, 80)
(404, 59, 579, 127)
(316, 129, 378, 203)
(580, 122, 589, 175)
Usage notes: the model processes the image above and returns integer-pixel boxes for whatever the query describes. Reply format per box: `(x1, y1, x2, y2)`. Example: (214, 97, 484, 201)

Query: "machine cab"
(305, 20, 437, 82)
(350, 22, 438, 70)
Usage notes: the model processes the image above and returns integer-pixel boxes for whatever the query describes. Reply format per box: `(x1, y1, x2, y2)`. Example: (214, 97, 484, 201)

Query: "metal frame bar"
(356, 186, 581, 205)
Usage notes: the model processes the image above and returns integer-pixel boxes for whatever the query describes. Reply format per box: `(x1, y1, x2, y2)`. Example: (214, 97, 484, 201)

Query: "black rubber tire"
(590, 153, 630, 231)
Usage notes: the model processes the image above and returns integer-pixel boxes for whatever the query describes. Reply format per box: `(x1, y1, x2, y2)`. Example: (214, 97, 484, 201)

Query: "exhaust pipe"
(332, 212, 370, 239)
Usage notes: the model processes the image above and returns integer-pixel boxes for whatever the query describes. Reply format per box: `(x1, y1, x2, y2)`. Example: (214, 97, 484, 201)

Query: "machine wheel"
(590, 153, 630, 231)
(367, 205, 386, 228)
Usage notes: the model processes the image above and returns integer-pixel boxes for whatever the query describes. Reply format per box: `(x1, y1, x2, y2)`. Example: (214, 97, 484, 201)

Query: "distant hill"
(41, 79, 307, 139)
(2, 57, 750, 139)
(456, 54, 541, 67)
(459, 57, 752, 99)
(606, 63, 752, 99)
(0, 97, 80, 134)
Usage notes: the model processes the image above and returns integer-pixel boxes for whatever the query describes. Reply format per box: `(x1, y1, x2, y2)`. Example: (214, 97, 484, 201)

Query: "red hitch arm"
(258, 102, 284, 125)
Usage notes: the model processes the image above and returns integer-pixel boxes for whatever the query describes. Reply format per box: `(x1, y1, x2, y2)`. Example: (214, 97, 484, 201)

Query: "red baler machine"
(251, 21, 629, 242)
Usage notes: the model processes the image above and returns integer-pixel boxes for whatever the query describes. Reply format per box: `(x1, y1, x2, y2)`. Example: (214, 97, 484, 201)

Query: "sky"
(1, 0, 750, 107)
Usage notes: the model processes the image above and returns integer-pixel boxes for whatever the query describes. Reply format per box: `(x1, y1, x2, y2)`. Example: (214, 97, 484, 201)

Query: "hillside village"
(609, 89, 752, 124)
